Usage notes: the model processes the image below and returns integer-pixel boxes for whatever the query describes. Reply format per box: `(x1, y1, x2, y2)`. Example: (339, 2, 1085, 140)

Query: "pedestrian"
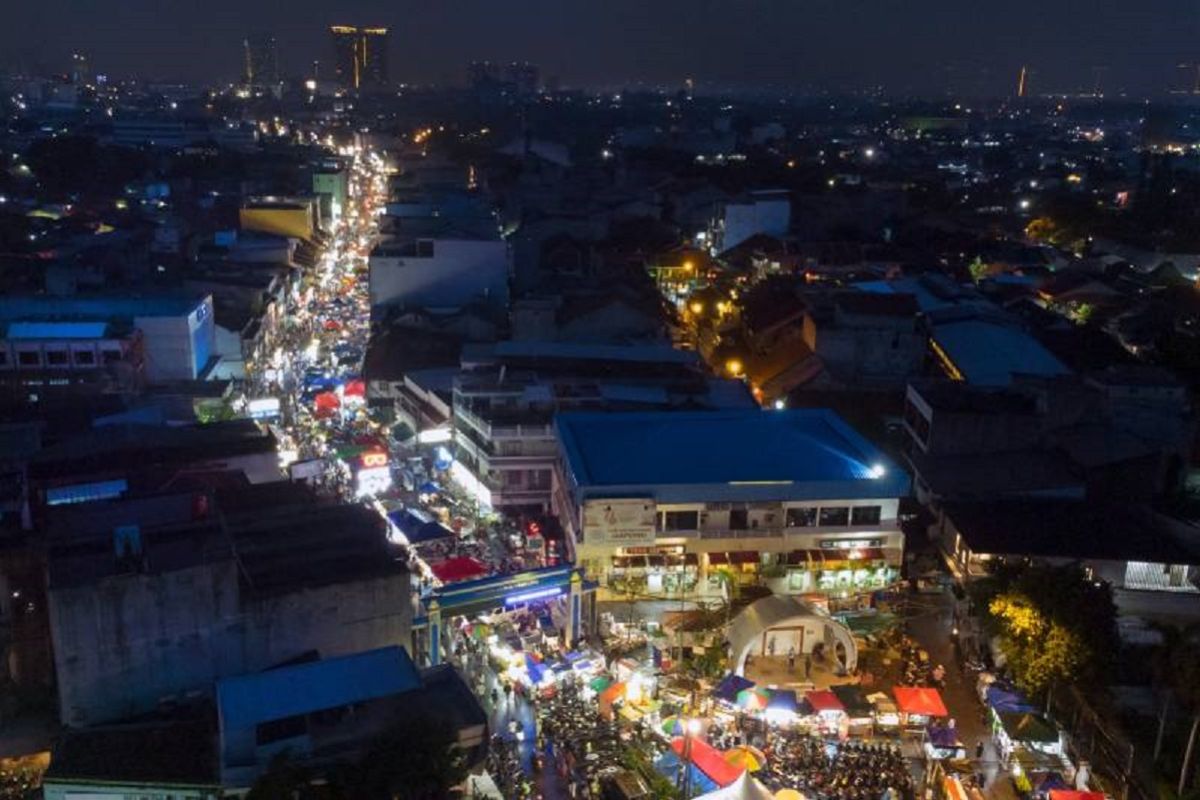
(787, 645, 796, 673)
(975, 741, 984, 760)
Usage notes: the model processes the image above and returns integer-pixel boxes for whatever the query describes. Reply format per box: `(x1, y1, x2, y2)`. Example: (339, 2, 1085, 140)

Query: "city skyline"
(2, 0, 1198, 96)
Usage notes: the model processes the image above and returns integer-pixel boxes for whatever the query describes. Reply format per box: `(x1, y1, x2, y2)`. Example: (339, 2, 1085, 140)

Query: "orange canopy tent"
(598, 681, 626, 719)
(892, 686, 949, 717)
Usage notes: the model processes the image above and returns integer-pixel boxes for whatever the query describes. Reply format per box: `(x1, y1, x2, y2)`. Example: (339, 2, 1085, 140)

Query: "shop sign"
(819, 538, 882, 549)
(583, 499, 657, 547)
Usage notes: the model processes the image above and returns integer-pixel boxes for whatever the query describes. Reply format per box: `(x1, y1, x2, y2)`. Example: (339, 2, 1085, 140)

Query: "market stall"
(831, 684, 875, 736)
(804, 690, 847, 736)
(993, 712, 1062, 762)
(892, 686, 949, 731)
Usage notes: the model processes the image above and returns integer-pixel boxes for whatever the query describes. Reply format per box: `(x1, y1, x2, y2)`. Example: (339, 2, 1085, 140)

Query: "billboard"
(583, 499, 657, 547)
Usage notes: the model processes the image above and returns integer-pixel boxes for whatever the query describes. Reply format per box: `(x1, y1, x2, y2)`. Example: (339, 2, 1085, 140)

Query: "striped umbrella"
(724, 744, 767, 772)
(737, 687, 771, 711)
(662, 715, 686, 736)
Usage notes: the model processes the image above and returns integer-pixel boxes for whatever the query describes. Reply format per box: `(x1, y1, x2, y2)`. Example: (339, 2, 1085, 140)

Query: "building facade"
(553, 410, 909, 602)
(330, 26, 389, 90)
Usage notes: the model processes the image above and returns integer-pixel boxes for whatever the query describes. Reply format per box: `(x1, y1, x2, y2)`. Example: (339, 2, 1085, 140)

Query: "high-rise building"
(330, 25, 389, 90)
(243, 32, 279, 87)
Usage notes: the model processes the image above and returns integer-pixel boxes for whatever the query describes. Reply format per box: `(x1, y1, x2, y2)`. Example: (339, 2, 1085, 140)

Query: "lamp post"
(681, 717, 702, 799)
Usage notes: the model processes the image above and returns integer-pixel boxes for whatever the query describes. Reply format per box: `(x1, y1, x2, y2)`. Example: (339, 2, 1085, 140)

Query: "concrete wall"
(369, 239, 509, 316)
(135, 297, 214, 382)
(49, 563, 413, 726)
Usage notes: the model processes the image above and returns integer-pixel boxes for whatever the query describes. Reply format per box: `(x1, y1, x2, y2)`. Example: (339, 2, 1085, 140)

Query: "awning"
(927, 725, 961, 748)
(730, 551, 760, 565)
(892, 686, 948, 717)
(709, 552, 730, 565)
(847, 547, 886, 562)
(805, 689, 845, 714)
(1048, 792, 1105, 800)
(670, 737, 744, 788)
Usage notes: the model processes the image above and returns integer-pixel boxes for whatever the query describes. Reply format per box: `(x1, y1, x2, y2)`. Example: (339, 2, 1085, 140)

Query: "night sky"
(5, 0, 1199, 95)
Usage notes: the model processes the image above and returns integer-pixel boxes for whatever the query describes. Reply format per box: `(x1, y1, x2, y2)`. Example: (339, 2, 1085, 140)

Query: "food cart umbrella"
(589, 675, 612, 692)
(775, 791, 805, 800)
(737, 687, 771, 711)
(892, 686, 949, 717)
(724, 745, 767, 772)
(662, 716, 686, 735)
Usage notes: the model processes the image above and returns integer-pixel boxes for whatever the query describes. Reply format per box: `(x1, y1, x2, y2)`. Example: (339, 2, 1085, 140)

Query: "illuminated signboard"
(360, 452, 388, 469)
(355, 466, 392, 498)
(504, 586, 563, 606)
(819, 539, 882, 550)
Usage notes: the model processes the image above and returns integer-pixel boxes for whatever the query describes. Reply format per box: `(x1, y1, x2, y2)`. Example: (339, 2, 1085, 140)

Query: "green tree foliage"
(978, 563, 1117, 693)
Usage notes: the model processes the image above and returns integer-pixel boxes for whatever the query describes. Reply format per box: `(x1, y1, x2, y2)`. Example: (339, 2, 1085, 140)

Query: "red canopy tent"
(892, 686, 949, 717)
(806, 689, 846, 714)
(430, 557, 489, 584)
(1048, 792, 1105, 800)
(313, 391, 340, 418)
(670, 737, 745, 787)
(343, 379, 366, 398)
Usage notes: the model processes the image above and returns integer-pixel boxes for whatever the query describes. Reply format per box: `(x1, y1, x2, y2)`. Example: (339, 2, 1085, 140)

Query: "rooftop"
(45, 718, 217, 787)
(944, 501, 1200, 564)
(557, 409, 908, 502)
(217, 646, 420, 731)
(931, 318, 1069, 387)
(0, 293, 208, 323)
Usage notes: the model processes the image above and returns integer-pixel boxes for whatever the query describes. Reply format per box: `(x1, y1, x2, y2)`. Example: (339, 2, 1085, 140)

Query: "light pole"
(681, 717, 702, 799)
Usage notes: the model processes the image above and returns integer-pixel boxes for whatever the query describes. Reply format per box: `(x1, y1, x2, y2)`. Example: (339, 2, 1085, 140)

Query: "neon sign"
(361, 452, 388, 468)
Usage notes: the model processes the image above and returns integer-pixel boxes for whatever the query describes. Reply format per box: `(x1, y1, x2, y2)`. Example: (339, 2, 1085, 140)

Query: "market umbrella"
(589, 675, 612, 692)
(662, 716, 686, 736)
(737, 688, 771, 711)
(775, 790, 805, 800)
(723, 745, 767, 772)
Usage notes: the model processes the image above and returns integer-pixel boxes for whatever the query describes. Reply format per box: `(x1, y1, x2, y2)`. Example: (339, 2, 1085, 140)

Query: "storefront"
(610, 547, 700, 594)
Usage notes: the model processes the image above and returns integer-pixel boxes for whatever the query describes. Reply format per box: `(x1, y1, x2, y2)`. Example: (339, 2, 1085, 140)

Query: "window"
(729, 509, 748, 530)
(101, 349, 122, 364)
(851, 506, 882, 525)
(16, 351, 39, 367)
(45, 350, 67, 366)
(818, 507, 850, 526)
(661, 511, 699, 531)
(786, 507, 817, 527)
(74, 350, 95, 366)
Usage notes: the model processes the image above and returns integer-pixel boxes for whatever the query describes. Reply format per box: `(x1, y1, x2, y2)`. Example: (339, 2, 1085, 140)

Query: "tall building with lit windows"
(243, 32, 279, 88)
(330, 25, 389, 90)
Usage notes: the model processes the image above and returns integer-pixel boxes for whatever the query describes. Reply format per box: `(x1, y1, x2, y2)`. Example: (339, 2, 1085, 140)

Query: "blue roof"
(0, 293, 207, 324)
(216, 646, 420, 730)
(556, 410, 908, 502)
(932, 320, 1069, 386)
(6, 321, 111, 339)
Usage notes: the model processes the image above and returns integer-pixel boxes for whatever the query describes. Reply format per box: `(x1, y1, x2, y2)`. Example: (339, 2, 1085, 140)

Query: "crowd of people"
(761, 733, 917, 800)
(536, 683, 647, 800)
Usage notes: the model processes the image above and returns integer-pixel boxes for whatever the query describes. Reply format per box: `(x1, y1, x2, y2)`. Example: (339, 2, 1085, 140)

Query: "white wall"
(369, 239, 509, 315)
(721, 198, 791, 252)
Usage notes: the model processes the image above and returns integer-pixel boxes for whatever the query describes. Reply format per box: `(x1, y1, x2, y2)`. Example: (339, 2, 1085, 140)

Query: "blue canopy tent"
(654, 749, 717, 795)
(387, 510, 453, 544)
(767, 689, 799, 714)
(713, 673, 756, 704)
(986, 685, 1038, 714)
(419, 481, 443, 495)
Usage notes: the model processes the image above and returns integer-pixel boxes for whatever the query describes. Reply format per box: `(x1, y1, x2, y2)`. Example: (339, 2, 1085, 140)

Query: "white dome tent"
(694, 771, 777, 800)
(727, 594, 857, 676)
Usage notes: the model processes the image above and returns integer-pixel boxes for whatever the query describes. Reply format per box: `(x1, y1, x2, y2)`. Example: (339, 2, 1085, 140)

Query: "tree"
(351, 715, 468, 799)
(989, 592, 1086, 695)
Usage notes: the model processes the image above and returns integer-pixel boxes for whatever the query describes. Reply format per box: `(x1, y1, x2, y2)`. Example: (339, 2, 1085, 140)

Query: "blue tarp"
(986, 685, 1038, 714)
(419, 481, 442, 495)
(564, 651, 586, 663)
(713, 673, 755, 703)
(767, 688, 799, 714)
(654, 750, 717, 795)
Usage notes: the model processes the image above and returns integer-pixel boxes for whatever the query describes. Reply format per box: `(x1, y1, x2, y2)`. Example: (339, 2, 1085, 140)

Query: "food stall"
(892, 686, 949, 733)
(868, 692, 902, 736)
(805, 690, 847, 736)
(993, 712, 1062, 762)
(831, 684, 875, 736)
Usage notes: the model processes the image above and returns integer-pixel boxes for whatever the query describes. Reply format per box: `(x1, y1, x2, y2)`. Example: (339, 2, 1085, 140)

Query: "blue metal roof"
(556, 409, 908, 501)
(216, 646, 420, 730)
(932, 319, 1069, 387)
(6, 321, 111, 340)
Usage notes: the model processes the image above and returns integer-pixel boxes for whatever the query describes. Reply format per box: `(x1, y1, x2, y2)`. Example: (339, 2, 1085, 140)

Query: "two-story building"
(553, 409, 910, 602)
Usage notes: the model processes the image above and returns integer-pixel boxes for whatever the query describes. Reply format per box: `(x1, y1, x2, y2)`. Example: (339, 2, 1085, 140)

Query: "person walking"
(787, 645, 796, 673)
(975, 741, 985, 760)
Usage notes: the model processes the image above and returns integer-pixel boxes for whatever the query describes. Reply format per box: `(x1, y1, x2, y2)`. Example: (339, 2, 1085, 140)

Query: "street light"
(681, 718, 703, 798)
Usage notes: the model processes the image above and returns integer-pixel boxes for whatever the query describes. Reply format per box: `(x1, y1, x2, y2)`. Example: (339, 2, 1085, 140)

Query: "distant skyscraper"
(330, 26, 389, 90)
(243, 32, 279, 87)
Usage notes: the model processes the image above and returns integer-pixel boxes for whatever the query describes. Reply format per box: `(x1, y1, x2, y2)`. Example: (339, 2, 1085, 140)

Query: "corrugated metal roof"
(216, 646, 419, 730)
